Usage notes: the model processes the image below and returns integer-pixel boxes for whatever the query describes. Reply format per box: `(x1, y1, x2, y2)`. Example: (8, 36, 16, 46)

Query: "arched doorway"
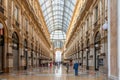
(24, 39, 28, 70)
(86, 39, 90, 70)
(12, 32, 19, 70)
(55, 51, 62, 66)
(94, 32, 101, 71)
(0, 23, 4, 73)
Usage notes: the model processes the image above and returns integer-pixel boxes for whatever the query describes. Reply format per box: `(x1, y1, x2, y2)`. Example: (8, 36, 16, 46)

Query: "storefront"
(81, 43, 83, 67)
(12, 32, 19, 70)
(0, 23, 4, 73)
(94, 32, 101, 71)
(24, 39, 28, 70)
(31, 43, 33, 67)
(86, 39, 90, 70)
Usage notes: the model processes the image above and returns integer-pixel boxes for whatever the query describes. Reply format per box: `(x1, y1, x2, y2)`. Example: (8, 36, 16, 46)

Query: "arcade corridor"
(0, 0, 120, 80)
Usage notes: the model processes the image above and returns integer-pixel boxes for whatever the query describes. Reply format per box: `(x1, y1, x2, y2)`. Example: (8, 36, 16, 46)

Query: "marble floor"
(0, 65, 109, 80)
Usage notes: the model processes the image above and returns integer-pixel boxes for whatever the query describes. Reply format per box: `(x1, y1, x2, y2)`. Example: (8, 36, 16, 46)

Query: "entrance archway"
(12, 32, 19, 70)
(0, 23, 4, 73)
(55, 51, 62, 66)
(24, 39, 28, 70)
(94, 32, 101, 71)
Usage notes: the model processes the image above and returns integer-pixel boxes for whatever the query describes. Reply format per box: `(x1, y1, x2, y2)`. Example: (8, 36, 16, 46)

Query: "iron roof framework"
(39, 0, 76, 49)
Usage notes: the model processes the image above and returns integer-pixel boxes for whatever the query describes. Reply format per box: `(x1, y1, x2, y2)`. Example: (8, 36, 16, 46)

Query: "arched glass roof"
(39, 0, 77, 48)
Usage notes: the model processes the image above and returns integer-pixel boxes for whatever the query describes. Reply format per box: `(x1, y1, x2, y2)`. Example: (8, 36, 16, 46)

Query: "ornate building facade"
(0, 0, 51, 73)
(65, 0, 108, 73)
(0, 0, 120, 80)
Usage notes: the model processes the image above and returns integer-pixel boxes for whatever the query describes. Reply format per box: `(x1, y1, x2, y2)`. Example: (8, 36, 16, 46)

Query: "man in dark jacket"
(73, 61, 79, 76)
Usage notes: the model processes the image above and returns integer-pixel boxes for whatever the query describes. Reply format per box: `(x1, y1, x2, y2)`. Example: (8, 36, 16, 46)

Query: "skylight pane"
(39, 0, 45, 5)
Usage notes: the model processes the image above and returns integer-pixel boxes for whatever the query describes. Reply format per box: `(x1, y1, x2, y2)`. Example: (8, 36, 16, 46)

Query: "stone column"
(19, 42, 23, 70)
(7, 37, 13, 72)
(108, 0, 119, 79)
(3, 36, 9, 73)
(117, 0, 120, 79)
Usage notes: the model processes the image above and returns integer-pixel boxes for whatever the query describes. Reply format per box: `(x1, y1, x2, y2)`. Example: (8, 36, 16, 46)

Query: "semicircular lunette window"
(39, 0, 77, 49)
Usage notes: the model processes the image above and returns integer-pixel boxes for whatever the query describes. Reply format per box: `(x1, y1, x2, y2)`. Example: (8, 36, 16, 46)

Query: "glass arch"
(39, 0, 77, 48)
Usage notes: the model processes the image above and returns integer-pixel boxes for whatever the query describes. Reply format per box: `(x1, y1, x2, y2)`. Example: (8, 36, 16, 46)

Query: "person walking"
(73, 61, 79, 76)
(66, 63, 69, 73)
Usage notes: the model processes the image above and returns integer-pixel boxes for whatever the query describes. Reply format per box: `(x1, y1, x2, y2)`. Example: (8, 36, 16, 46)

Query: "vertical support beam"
(117, 0, 120, 79)
(109, 0, 118, 79)
(107, 0, 111, 77)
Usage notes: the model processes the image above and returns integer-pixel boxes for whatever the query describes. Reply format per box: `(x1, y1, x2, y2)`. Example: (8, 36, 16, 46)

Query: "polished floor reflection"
(0, 65, 109, 80)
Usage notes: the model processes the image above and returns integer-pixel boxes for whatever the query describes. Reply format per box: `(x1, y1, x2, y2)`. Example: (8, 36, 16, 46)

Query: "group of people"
(66, 61, 79, 76)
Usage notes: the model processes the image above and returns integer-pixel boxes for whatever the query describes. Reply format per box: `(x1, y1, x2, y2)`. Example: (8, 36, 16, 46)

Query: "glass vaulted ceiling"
(39, 0, 77, 49)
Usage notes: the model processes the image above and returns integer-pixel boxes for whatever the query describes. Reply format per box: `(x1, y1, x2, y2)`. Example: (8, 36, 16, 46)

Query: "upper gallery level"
(0, 0, 52, 57)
